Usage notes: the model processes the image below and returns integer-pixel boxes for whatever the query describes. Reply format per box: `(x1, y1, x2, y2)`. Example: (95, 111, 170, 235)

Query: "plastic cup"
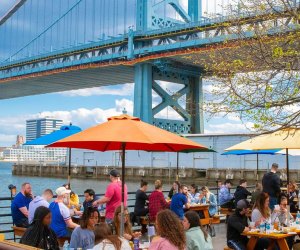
(148, 225, 155, 237)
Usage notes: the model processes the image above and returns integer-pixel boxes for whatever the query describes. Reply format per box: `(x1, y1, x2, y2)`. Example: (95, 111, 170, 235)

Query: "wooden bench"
(220, 208, 235, 216)
(12, 226, 26, 241)
(210, 213, 226, 224)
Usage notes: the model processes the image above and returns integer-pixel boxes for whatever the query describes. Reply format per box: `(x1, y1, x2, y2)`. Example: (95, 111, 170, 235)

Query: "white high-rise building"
(26, 117, 63, 142)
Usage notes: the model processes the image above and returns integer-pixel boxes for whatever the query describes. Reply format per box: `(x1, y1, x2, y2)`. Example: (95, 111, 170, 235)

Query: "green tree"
(201, 0, 300, 132)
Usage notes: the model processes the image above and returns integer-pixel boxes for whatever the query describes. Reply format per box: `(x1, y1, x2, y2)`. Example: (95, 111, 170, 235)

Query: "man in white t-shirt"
(49, 186, 79, 237)
(28, 189, 53, 224)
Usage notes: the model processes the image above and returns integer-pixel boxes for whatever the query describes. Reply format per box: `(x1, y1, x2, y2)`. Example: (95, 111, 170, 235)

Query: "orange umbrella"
(48, 114, 209, 234)
(48, 114, 207, 151)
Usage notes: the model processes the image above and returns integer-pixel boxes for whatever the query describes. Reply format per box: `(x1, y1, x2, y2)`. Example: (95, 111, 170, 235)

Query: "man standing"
(227, 199, 251, 250)
(49, 187, 79, 237)
(11, 182, 33, 227)
(93, 169, 128, 223)
(234, 179, 251, 206)
(219, 179, 234, 209)
(83, 189, 97, 210)
(262, 163, 280, 209)
(170, 184, 190, 219)
(28, 189, 53, 224)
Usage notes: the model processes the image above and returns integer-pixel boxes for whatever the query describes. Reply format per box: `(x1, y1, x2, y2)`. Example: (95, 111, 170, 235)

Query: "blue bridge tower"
(134, 0, 203, 134)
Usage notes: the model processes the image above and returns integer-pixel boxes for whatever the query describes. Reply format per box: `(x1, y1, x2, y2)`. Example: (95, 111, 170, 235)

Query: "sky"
(0, 0, 253, 147)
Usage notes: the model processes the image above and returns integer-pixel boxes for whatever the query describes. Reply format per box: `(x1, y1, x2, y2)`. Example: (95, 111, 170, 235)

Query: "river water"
(0, 162, 170, 197)
(0, 162, 173, 239)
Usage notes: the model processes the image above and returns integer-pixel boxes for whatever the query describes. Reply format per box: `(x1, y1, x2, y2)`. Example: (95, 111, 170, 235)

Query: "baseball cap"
(236, 199, 250, 209)
(109, 169, 120, 177)
(56, 186, 71, 196)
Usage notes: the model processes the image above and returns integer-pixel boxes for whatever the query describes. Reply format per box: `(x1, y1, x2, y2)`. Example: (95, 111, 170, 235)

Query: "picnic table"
(242, 230, 292, 250)
(188, 204, 211, 225)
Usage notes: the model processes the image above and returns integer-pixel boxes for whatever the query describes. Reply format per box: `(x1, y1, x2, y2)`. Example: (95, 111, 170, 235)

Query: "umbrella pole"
(120, 143, 126, 237)
(256, 154, 259, 182)
(176, 152, 179, 181)
(286, 148, 289, 190)
(68, 148, 72, 186)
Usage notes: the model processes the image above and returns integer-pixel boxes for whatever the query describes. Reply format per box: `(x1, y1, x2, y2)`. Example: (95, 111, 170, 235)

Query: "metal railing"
(0, 185, 255, 240)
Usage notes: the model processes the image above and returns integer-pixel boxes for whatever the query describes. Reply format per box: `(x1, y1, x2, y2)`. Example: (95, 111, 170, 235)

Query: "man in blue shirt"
(11, 182, 33, 227)
(170, 184, 190, 219)
(219, 179, 235, 209)
(50, 186, 79, 237)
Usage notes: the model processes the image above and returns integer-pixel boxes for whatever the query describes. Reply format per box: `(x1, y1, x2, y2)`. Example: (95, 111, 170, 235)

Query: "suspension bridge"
(0, 0, 299, 134)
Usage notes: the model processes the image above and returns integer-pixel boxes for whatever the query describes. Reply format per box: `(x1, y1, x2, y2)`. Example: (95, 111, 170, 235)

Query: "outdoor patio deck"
(212, 223, 228, 249)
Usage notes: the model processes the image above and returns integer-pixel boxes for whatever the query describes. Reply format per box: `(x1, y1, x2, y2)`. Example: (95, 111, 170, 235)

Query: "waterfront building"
(14, 135, 25, 148)
(3, 146, 67, 163)
(26, 118, 63, 142)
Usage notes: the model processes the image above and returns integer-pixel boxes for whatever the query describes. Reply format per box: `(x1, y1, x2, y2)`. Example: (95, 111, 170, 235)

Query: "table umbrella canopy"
(24, 124, 82, 145)
(48, 114, 208, 152)
(24, 124, 82, 185)
(48, 114, 210, 237)
(222, 149, 279, 155)
(225, 129, 300, 151)
(224, 128, 300, 187)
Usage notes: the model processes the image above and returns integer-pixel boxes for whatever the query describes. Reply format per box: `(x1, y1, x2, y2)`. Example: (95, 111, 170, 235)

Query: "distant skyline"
(0, 0, 253, 147)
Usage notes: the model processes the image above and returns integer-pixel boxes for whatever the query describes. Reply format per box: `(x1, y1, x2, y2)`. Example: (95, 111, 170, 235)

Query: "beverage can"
(133, 237, 139, 250)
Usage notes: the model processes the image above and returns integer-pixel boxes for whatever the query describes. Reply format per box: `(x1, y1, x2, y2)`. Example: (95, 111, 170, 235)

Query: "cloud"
(59, 84, 133, 97)
(0, 134, 17, 145)
(0, 98, 133, 146)
(205, 121, 255, 134)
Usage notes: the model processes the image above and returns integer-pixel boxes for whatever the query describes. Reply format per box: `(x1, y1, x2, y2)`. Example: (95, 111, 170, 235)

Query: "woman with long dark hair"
(188, 184, 200, 204)
(149, 209, 186, 250)
(70, 206, 100, 250)
(92, 223, 131, 250)
(168, 181, 181, 199)
(20, 206, 59, 250)
(252, 192, 276, 227)
(183, 211, 213, 250)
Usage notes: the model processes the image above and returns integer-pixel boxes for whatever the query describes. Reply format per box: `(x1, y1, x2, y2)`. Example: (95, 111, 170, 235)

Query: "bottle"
(259, 222, 265, 234)
(63, 240, 69, 250)
(266, 222, 270, 234)
(133, 237, 139, 250)
(296, 211, 300, 227)
(274, 217, 279, 230)
(129, 241, 134, 250)
(202, 196, 206, 205)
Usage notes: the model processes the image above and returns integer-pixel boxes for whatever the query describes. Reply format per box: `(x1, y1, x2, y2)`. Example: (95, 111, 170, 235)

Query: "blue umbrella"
(24, 124, 82, 183)
(221, 149, 281, 181)
(24, 124, 81, 145)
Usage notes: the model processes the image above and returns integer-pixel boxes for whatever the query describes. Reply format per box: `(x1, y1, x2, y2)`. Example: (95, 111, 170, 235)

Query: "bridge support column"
(133, 63, 153, 123)
(187, 76, 204, 133)
(133, 61, 203, 134)
(188, 0, 202, 22)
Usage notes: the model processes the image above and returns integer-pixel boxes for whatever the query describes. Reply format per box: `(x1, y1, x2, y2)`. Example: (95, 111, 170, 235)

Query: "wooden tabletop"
(242, 231, 292, 250)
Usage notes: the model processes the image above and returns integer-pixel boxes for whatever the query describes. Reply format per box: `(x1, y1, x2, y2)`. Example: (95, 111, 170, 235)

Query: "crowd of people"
(226, 163, 300, 250)
(11, 162, 299, 250)
(11, 169, 215, 250)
